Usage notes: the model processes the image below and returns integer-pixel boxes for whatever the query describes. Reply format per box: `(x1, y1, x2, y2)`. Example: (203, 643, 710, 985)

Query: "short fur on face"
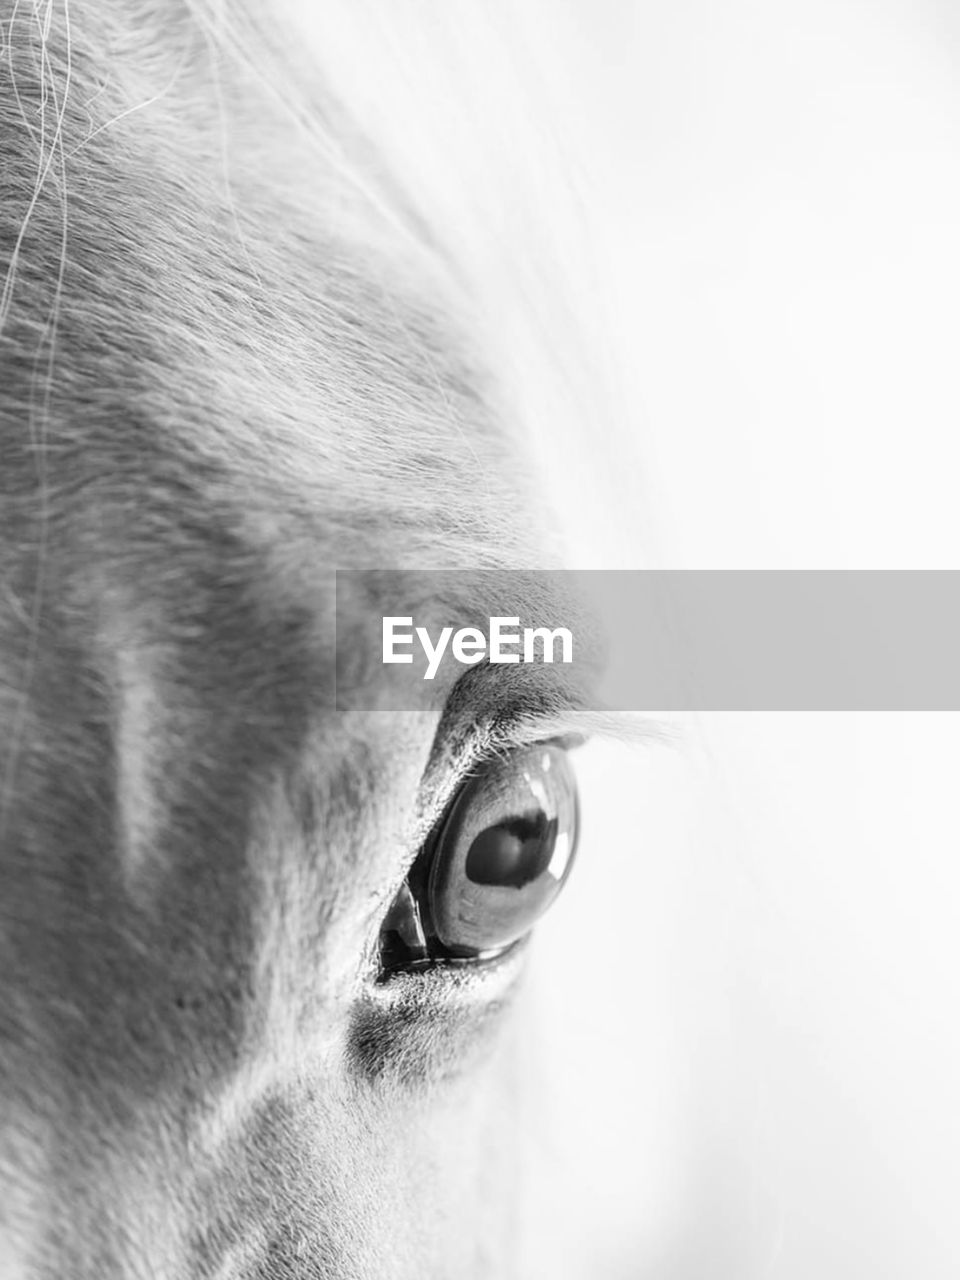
(0, 2, 606, 1277)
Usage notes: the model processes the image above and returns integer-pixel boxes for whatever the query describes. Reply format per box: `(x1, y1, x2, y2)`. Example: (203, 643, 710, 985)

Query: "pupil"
(465, 811, 558, 889)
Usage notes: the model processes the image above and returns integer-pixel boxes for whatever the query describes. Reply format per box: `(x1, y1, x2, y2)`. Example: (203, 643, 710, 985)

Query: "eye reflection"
(464, 812, 559, 888)
(379, 744, 579, 974)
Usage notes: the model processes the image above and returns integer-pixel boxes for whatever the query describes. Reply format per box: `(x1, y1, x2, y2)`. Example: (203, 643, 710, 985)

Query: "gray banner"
(334, 570, 960, 710)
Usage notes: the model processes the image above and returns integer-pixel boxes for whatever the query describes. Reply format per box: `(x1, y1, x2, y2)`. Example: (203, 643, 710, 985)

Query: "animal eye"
(379, 744, 578, 973)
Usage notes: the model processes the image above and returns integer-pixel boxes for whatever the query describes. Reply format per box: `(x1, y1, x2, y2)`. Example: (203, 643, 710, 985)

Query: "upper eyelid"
(418, 701, 660, 844)
(462, 731, 585, 779)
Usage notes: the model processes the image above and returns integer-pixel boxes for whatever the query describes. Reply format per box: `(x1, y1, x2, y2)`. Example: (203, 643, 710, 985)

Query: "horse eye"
(379, 744, 578, 973)
(428, 743, 579, 955)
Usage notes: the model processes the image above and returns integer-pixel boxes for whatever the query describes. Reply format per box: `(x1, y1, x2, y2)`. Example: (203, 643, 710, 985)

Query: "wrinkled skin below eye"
(379, 744, 579, 972)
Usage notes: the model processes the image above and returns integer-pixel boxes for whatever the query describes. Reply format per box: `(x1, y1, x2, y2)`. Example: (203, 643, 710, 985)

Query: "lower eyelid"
(376, 942, 523, 984)
(350, 940, 529, 1084)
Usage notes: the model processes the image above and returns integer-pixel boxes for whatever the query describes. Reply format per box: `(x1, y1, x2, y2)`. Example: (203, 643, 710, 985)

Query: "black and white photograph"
(1, 2, 957, 1277)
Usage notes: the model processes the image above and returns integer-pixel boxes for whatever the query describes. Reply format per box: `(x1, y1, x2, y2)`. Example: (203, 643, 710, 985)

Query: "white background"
(516, 2, 960, 1276)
